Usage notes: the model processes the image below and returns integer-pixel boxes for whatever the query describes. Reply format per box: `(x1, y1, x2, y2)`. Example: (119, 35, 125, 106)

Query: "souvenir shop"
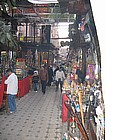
(60, 11, 105, 140)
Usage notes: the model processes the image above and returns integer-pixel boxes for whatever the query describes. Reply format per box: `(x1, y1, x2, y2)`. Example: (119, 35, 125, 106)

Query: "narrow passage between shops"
(0, 86, 62, 140)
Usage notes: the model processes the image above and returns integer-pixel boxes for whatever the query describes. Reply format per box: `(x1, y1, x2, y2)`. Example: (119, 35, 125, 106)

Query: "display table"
(18, 76, 30, 97)
(0, 76, 30, 108)
(0, 76, 6, 108)
(62, 93, 69, 123)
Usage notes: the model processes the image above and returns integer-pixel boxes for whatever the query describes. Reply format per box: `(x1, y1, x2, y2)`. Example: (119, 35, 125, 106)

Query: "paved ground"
(0, 86, 64, 140)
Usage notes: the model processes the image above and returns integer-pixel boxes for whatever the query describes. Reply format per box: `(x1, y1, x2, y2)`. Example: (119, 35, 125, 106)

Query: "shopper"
(48, 65, 54, 87)
(32, 71, 39, 92)
(5, 68, 18, 114)
(53, 66, 59, 85)
(39, 65, 48, 94)
(55, 67, 65, 92)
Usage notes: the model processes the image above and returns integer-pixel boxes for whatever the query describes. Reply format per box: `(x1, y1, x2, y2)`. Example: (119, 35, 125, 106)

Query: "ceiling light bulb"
(28, 0, 58, 4)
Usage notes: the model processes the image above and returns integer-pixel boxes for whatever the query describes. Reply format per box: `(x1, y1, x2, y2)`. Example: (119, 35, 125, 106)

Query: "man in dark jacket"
(39, 65, 48, 94)
(48, 65, 54, 87)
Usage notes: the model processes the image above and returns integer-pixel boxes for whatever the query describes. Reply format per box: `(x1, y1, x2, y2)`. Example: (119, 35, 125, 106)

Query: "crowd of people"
(32, 64, 66, 94)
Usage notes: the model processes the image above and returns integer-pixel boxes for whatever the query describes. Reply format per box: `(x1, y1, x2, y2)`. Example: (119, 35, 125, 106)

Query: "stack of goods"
(62, 64, 104, 139)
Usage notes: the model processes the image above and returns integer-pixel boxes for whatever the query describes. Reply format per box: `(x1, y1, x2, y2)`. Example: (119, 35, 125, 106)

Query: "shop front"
(60, 10, 105, 140)
(61, 46, 105, 139)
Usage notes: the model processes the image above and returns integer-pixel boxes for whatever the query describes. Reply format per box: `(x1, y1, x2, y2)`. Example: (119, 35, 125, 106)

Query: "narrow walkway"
(0, 86, 62, 140)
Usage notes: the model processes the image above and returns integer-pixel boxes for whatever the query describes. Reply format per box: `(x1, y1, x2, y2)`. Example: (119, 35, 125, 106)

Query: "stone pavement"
(0, 86, 64, 140)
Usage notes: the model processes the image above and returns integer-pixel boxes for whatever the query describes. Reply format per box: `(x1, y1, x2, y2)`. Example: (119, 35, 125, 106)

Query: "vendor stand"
(0, 76, 30, 109)
(16, 58, 30, 97)
(0, 58, 31, 109)
(18, 76, 30, 97)
(0, 76, 7, 109)
(61, 45, 105, 140)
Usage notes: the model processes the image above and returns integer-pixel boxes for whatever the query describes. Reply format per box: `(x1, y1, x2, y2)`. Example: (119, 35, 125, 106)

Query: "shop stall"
(16, 58, 30, 97)
(61, 11, 105, 140)
(61, 57, 105, 140)
(18, 76, 30, 97)
(0, 76, 30, 109)
(0, 58, 31, 109)
(0, 76, 6, 108)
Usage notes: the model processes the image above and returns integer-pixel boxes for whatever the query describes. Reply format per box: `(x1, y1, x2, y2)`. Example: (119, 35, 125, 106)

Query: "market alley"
(0, 86, 63, 140)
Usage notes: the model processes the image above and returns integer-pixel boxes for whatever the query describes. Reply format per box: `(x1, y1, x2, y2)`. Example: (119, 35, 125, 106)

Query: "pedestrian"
(4, 68, 18, 114)
(48, 65, 54, 87)
(39, 65, 48, 94)
(32, 71, 39, 92)
(53, 66, 59, 85)
(55, 67, 65, 92)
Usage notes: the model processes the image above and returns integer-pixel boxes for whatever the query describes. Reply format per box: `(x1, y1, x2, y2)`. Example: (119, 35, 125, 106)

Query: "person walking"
(48, 65, 54, 87)
(55, 67, 65, 92)
(4, 68, 18, 114)
(39, 65, 48, 94)
(32, 71, 39, 92)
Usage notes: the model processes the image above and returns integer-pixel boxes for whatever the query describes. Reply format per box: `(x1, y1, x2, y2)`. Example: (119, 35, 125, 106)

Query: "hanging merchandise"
(86, 64, 95, 80)
(93, 86, 105, 140)
(61, 6, 104, 139)
(61, 40, 105, 139)
(80, 24, 91, 43)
